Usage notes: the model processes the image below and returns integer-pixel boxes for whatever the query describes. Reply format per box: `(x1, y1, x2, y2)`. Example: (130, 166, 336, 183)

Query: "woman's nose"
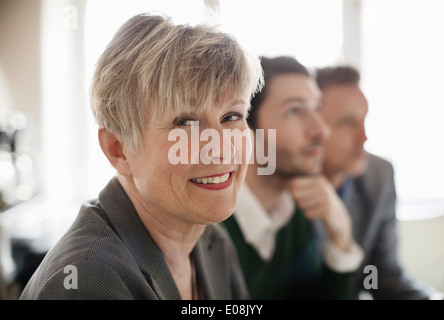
(199, 127, 237, 165)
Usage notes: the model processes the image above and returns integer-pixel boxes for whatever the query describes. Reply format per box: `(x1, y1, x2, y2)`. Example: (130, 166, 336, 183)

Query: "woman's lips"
(193, 172, 232, 179)
(189, 172, 233, 190)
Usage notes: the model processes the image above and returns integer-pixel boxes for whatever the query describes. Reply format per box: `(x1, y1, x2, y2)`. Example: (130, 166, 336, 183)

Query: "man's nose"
(307, 110, 330, 140)
(357, 124, 368, 145)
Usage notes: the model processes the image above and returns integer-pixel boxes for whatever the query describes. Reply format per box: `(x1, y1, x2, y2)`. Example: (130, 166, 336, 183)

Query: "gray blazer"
(343, 152, 436, 299)
(19, 177, 248, 300)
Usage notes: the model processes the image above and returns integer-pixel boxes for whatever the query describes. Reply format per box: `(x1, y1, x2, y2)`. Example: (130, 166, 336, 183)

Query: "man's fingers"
(291, 177, 328, 205)
(295, 193, 324, 209)
(290, 176, 318, 189)
(291, 186, 318, 201)
(302, 203, 326, 220)
(290, 177, 321, 199)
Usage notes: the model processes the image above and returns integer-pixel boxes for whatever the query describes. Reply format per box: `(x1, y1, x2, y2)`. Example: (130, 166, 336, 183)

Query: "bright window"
(218, 0, 343, 68)
(361, 0, 444, 219)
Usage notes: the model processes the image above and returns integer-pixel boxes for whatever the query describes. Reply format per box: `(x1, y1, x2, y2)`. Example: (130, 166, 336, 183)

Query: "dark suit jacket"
(342, 152, 436, 299)
(19, 177, 248, 300)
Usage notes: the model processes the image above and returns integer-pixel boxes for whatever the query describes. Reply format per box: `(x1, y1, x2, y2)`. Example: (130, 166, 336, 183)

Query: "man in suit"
(222, 56, 364, 299)
(316, 65, 442, 299)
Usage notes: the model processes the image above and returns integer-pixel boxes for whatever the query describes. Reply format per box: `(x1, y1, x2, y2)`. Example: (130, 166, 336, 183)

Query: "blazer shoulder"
(20, 202, 155, 299)
(357, 152, 396, 204)
(362, 152, 395, 188)
(21, 259, 134, 299)
(366, 152, 394, 176)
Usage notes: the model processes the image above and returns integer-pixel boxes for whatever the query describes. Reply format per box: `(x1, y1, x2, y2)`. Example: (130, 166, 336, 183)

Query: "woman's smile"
(189, 171, 234, 190)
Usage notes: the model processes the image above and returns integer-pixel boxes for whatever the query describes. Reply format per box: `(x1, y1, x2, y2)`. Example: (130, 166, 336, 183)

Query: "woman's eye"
(177, 119, 196, 126)
(222, 113, 243, 123)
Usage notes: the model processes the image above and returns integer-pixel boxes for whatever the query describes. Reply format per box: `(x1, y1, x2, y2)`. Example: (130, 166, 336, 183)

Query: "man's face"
(255, 74, 329, 178)
(320, 84, 369, 177)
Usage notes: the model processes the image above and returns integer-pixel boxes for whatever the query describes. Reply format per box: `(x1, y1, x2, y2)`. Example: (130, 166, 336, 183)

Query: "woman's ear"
(98, 128, 131, 176)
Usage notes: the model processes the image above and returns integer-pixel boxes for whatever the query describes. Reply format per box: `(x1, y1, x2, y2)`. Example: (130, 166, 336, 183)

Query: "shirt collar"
(337, 177, 352, 199)
(234, 183, 295, 261)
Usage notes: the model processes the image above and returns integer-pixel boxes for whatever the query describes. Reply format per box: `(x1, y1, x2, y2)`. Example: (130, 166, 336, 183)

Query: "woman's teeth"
(192, 173, 230, 184)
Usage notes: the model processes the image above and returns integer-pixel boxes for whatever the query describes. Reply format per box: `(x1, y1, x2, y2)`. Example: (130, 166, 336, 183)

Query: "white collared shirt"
(234, 183, 364, 272)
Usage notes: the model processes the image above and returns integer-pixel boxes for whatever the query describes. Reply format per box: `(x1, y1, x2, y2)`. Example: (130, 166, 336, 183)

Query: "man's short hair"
(248, 56, 309, 129)
(90, 13, 263, 150)
(315, 65, 360, 92)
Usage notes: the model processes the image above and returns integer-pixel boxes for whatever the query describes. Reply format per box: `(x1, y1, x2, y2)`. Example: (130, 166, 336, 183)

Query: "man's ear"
(98, 128, 131, 176)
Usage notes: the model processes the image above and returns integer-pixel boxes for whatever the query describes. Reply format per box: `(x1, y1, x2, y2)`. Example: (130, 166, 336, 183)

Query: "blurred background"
(0, 0, 443, 299)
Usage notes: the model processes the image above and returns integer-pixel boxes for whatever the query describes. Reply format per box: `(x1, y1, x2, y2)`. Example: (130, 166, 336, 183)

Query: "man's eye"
(339, 118, 356, 126)
(287, 108, 300, 116)
(222, 113, 243, 123)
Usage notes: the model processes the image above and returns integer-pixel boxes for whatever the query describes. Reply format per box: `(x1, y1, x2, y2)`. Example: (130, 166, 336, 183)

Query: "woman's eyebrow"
(171, 112, 199, 124)
(222, 99, 247, 109)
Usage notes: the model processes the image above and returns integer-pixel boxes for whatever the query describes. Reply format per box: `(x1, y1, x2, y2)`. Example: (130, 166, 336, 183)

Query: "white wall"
(398, 216, 444, 293)
(0, 0, 42, 186)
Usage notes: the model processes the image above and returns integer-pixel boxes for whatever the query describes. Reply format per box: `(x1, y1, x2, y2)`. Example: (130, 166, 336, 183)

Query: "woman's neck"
(119, 176, 204, 299)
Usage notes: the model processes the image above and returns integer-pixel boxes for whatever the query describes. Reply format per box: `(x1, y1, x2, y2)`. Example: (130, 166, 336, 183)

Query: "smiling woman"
(19, 12, 263, 300)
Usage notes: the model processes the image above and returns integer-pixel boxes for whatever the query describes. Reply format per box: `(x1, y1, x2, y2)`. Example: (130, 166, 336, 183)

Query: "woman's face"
(124, 92, 252, 228)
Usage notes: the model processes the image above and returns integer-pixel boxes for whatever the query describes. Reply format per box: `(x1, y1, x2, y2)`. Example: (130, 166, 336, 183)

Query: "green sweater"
(222, 206, 355, 300)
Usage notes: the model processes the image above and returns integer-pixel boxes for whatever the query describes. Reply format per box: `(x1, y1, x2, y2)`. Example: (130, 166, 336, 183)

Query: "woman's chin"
(196, 204, 236, 225)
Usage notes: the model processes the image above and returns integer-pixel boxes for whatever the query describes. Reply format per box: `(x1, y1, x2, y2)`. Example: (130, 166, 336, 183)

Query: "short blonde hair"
(90, 13, 263, 150)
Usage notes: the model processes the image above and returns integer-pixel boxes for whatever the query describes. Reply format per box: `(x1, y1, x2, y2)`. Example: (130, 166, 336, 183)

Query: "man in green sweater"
(222, 56, 364, 299)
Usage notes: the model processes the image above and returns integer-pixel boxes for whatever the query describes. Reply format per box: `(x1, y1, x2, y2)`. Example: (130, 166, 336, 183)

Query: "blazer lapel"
(191, 226, 230, 300)
(345, 174, 381, 258)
